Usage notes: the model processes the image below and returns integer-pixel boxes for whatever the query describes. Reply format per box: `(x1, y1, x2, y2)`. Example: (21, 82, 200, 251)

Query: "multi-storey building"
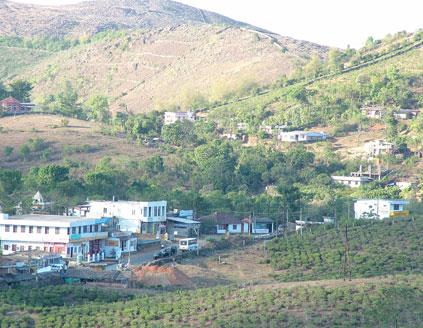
(86, 200, 167, 234)
(0, 213, 110, 258)
(164, 111, 195, 125)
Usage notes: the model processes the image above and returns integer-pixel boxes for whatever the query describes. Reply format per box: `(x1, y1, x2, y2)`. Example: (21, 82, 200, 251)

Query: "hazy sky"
(12, 0, 423, 48)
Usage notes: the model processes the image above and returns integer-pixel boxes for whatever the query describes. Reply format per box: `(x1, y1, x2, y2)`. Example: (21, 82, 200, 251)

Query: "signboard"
(390, 211, 409, 218)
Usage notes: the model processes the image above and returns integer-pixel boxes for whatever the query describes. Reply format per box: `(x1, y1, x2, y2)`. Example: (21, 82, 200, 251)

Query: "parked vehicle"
(36, 263, 67, 274)
(154, 246, 177, 259)
(179, 238, 198, 252)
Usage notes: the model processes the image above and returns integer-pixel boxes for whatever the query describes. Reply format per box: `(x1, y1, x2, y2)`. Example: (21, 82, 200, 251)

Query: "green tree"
(85, 95, 110, 123)
(0, 169, 22, 194)
(3, 146, 13, 157)
(27, 165, 69, 188)
(9, 80, 33, 102)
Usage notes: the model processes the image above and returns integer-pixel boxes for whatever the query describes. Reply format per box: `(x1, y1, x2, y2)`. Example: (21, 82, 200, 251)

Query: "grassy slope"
(267, 218, 423, 282)
(0, 114, 159, 170)
(0, 276, 421, 327)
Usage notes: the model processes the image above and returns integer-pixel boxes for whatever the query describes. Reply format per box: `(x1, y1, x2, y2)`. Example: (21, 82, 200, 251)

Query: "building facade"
(364, 140, 395, 157)
(86, 200, 167, 234)
(354, 199, 409, 220)
(164, 111, 195, 125)
(0, 213, 110, 258)
(278, 131, 327, 143)
(331, 176, 373, 188)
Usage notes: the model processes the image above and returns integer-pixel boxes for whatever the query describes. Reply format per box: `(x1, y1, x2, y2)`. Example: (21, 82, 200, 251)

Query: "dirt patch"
(132, 265, 193, 287)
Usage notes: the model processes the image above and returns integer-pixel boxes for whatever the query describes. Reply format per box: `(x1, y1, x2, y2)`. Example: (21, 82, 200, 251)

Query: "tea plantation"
(0, 276, 422, 328)
(267, 218, 422, 282)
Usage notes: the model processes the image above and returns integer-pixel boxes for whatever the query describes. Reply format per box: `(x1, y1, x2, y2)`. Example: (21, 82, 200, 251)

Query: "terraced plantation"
(0, 276, 421, 328)
(267, 218, 423, 282)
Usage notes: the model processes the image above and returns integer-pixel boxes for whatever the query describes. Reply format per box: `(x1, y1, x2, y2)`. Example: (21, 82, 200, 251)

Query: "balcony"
(69, 232, 108, 242)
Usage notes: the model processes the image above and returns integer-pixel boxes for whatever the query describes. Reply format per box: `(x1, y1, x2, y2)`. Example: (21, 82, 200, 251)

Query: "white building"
(0, 213, 110, 258)
(103, 231, 137, 259)
(278, 131, 327, 143)
(361, 106, 385, 119)
(331, 176, 373, 188)
(86, 200, 167, 234)
(364, 140, 395, 157)
(164, 111, 195, 125)
(354, 199, 409, 220)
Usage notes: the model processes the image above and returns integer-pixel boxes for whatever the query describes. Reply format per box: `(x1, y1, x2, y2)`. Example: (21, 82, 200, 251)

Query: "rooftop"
(0, 214, 109, 226)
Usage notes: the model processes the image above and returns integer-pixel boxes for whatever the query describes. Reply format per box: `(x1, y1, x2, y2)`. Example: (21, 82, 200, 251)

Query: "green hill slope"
(268, 218, 423, 282)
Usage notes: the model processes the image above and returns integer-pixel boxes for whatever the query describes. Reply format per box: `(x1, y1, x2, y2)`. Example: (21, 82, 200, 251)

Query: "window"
(157, 207, 161, 216)
(5, 225, 10, 232)
(29, 226, 33, 234)
(21, 226, 26, 233)
(55, 227, 60, 235)
(143, 207, 147, 218)
(218, 225, 226, 230)
(72, 227, 76, 234)
(78, 227, 81, 234)
(45, 227, 49, 234)
(94, 224, 99, 232)
(49, 247, 53, 253)
(162, 206, 165, 216)
(43, 247, 47, 252)
(67, 228, 70, 235)
(37, 226, 42, 234)
(4, 245, 9, 251)
(83, 226, 88, 233)
(154, 207, 158, 216)
(132, 209, 135, 215)
(28, 246, 32, 251)
(12, 244, 17, 251)
(393, 204, 400, 211)
(90, 225, 93, 233)
(103, 208, 107, 215)
(13, 225, 18, 233)
(148, 207, 152, 217)
(232, 224, 238, 230)
(19, 246, 25, 251)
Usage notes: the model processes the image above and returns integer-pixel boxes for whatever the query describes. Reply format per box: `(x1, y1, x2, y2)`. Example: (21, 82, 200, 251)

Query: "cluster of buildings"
(361, 106, 420, 120)
(0, 97, 35, 115)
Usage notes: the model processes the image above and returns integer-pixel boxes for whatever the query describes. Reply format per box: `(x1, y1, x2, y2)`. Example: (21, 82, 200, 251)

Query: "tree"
(162, 121, 197, 146)
(9, 80, 32, 102)
(141, 156, 165, 176)
(85, 95, 110, 123)
(304, 54, 323, 78)
(27, 165, 69, 189)
(0, 169, 22, 194)
(327, 48, 344, 73)
(3, 146, 13, 157)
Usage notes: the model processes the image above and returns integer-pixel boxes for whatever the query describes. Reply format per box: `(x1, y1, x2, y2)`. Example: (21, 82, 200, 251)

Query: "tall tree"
(9, 80, 33, 102)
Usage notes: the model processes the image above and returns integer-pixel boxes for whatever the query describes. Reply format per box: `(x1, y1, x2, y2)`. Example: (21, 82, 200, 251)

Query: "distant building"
(164, 111, 195, 125)
(393, 109, 420, 120)
(166, 217, 201, 239)
(0, 213, 110, 258)
(237, 122, 249, 131)
(102, 231, 137, 259)
(354, 199, 409, 220)
(331, 176, 373, 188)
(86, 200, 167, 234)
(364, 140, 395, 157)
(361, 106, 385, 119)
(278, 131, 327, 143)
(0, 97, 33, 114)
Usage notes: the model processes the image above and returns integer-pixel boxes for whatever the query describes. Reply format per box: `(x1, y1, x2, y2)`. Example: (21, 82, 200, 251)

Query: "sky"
(12, 0, 423, 48)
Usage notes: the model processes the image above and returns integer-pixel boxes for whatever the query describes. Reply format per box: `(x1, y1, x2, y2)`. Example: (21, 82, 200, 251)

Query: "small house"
(0, 97, 29, 114)
(242, 217, 274, 234)
(164, 111, 196, 125)
(278, 131, 327, 143)
(198, 212, 247, 234)
(354, 199, 409, 220)
(166, 217, 201, 239)
(364, 140, 395, 157)
(393, 109, 420, 120)
(331, 175, 373, 188)
(361, 106, 385, 119)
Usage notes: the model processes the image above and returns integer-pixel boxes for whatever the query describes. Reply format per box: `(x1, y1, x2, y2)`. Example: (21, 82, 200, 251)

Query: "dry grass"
(0, 114, 159, 169)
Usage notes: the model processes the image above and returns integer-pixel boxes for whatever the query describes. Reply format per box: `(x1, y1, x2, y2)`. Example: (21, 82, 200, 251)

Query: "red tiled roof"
(0, 97, 21, 106)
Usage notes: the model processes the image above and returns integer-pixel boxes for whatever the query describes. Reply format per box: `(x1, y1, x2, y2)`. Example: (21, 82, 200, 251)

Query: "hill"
(1, 276, 422, 327)
(267, 217, 423, 282)
(0, 114, 159, 170)
(0, 0, 327, 113)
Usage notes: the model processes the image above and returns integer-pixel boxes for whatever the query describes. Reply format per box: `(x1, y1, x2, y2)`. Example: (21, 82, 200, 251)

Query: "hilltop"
(0, 0, 327, 112)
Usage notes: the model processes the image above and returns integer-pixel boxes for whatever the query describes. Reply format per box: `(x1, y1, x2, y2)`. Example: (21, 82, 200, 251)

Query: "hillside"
(1, 276, 422, 327)
(0, 114, 159, 170)
(268, 218, 423, 282)
(0, 0, 328, 112)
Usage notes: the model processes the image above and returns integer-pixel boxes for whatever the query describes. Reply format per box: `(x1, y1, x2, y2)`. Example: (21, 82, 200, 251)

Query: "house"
(278, 131, 327, 143)
(0, 213, 110, 259)
(361, 106, 385, 119)
(242, 217, 274, 234)
(354, 199, 410, 220)
(86, 200, 167, 234)
(102, 231, 137, 259)
(393, 109, 420, 120)
(237, 122, 249, 131)
(0, 97, 31, 114)
(166, 217, 201, 239)
(198, 213, 247, 234)
(164, 111, 195, 125)
(364, 140, 395, 157)
(331, 175, 373, 188)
